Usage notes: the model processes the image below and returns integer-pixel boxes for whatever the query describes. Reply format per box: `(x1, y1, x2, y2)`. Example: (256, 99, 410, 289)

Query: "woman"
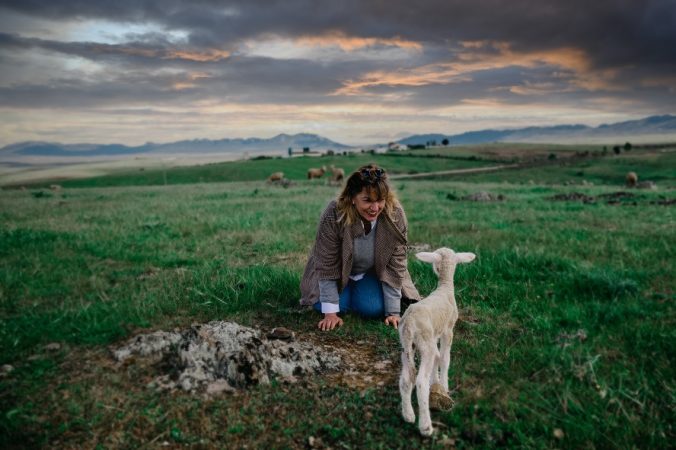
(299, 164, 421, 331)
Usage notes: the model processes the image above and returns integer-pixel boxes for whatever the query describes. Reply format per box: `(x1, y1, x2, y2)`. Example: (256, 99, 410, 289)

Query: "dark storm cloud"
(0, 0, 674, 127)
(2, 0, 675, 70)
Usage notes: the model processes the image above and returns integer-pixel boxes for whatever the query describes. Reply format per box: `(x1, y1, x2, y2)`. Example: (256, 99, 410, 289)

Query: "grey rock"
(113, 321, 341, 393)
(0, 364, 14, 377)
(267, 327, 295, 341)
(462, 191, 505, 202)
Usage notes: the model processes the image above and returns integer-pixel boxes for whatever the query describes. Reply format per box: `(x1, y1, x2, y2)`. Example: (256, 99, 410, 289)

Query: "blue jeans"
(314, 272, 385, 318)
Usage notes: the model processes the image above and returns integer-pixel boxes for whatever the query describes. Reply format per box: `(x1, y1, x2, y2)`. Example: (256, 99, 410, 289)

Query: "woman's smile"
(353, 188, 385, 222)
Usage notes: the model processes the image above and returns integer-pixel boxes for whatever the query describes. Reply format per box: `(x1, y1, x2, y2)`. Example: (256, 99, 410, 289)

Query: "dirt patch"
(651, 197, 676, 205)
(550, 190, 675, 206)
(550, 192, 596, 203)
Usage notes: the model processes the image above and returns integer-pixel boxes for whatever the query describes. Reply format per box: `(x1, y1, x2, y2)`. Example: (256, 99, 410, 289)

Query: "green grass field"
(0, 145, 674, 448)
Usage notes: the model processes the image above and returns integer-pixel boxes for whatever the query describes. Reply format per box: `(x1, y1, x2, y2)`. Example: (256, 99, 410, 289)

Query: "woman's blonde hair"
(336, 164, 400, 226)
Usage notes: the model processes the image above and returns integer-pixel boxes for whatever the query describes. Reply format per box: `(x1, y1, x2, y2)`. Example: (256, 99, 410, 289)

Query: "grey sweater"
(319, 219, 402, 316)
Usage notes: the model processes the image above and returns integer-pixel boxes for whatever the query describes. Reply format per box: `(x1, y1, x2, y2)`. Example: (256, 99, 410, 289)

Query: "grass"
(0, 145, 674, 448)
(30, 153, 493, 189)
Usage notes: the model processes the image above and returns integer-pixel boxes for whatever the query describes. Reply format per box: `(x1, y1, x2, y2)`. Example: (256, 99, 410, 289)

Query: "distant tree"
(288, 147, 293, 157)
(442, 138, 449, 146)
(602, 146, 608, 155)
(624, 142, 632, 151)
(303, 147, 310, 153)
(613, 145, 621, 155)
(326, 149, 335, 156)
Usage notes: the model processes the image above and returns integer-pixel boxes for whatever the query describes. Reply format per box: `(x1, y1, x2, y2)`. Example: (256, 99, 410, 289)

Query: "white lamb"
(399, 247, 476, 436)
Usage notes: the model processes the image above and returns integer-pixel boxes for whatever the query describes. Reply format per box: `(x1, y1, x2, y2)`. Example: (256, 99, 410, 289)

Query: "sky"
(0, 0, 675, 146)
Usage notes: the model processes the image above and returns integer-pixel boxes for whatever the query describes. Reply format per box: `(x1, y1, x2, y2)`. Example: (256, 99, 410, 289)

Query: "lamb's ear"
(456, 252, 476, 263)
(416, 252, 442, 264)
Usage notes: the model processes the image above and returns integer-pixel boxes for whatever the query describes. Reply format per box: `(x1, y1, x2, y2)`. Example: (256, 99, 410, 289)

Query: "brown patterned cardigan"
(299, 200, 421, 306)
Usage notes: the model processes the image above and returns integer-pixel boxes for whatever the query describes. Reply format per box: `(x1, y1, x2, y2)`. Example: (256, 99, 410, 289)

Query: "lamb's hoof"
(429, 383, 454, 411)
(419, 425, 434, 437)
(402, 408, 415, 423)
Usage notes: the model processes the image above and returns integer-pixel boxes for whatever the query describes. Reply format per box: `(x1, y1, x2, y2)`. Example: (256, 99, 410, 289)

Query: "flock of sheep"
(267, 165, 344, 184)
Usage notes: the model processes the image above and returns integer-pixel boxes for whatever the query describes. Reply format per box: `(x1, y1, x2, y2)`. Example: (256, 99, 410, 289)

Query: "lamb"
(307, 166, 327, 179)
(399, 247, 476, 436)
(267, 172, 284, 183)
(329, 165, 345, 182)
(625, 171, 638, 187)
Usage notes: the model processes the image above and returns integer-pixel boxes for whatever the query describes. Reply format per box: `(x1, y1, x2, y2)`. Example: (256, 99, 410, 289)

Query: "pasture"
(0, 145, 674, 448)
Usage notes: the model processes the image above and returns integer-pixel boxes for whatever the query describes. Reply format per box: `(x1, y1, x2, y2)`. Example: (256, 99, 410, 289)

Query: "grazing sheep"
(307, 166, 327, 179)
(267, 172, 284, 183)
(625, 172, 638, 187)
(329, 165, 345, 182)
(399, 247, 476, 436)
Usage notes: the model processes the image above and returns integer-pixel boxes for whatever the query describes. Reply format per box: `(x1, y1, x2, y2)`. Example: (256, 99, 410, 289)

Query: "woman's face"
(353, 188, 385, 222)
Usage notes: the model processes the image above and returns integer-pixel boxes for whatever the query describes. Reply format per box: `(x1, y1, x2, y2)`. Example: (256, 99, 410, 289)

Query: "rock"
(463, 191, 504, 202)
(553, 428, 565, 439)
(44, 342, 61, 351)
(113, 321, 341, 393)
(636, 181, 657, 190)
(0, 364, 14, 377)
(308, 436, 323, 448)
(206, 379, 236, 395)
(267, 327, 295, 341)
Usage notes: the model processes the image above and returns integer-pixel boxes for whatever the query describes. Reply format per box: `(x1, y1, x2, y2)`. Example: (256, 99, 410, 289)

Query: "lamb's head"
(416, 247, 476, 279)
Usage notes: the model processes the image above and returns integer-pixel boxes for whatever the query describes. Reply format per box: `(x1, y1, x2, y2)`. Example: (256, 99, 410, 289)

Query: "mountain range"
(1, 115, 675, 159)
(0, 133, 349, 158)
(399, 115, 676, 146)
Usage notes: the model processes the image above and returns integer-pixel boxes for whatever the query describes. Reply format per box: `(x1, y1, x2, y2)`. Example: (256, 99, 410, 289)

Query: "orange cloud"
(89, 43, 230, 62)
(164, 49, 231, 62)
(334, 41, 623, 96)
(296, 31, 422, 51)
(171, 72, 211, 90)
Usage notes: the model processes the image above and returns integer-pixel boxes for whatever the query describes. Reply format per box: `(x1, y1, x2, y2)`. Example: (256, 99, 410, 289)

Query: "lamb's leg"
(399, 349, 415, 423)
(430, 338, 442, 386)
(439, 329, 454, 393)
(416, 344, 436, 436)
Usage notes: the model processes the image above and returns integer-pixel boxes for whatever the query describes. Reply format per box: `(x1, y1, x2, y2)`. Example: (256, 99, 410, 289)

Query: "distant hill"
(399, 115, 676, 146)
(0, 133, 350, 158)
(2, 115, 675, 159)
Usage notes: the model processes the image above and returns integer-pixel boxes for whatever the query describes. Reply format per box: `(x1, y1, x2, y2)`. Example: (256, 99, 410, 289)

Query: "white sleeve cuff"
(321, 302, 340, 314)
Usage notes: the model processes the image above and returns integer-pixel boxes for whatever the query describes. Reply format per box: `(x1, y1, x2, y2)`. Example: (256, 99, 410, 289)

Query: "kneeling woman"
(299, 164, 421, 331)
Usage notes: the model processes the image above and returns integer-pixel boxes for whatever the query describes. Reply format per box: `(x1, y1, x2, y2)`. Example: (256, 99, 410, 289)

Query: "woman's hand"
(384, 315, 400, 328)
(318, 313, 344, 331)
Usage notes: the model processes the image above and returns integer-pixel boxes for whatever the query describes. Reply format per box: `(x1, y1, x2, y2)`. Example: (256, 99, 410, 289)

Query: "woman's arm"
(313, 202, 345, 331)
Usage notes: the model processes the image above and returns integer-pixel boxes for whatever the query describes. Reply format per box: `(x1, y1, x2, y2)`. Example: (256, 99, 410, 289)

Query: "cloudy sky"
(1, 0, 675, 146)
